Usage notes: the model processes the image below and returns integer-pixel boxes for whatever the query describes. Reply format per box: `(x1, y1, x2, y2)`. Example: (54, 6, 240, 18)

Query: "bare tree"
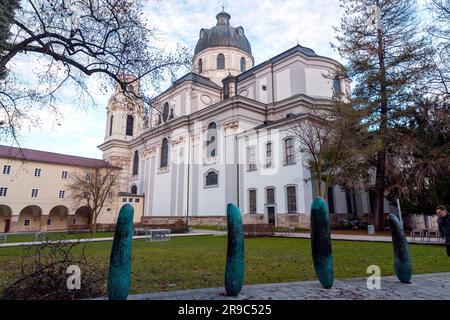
(67, 165, 121, 233)
(289, 100, 366, 200)
(0, 0, 191, 144)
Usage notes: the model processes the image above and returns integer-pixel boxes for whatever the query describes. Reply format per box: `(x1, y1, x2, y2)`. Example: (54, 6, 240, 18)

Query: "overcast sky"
(18, 0, 346, 159)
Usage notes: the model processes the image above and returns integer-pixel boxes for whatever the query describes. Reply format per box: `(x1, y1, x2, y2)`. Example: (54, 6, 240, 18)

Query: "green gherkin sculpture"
(107, 204, 134, 300)
(388, 214, 412, 284)
(225, 203, 244, 296)
(310, 197, 334, 289)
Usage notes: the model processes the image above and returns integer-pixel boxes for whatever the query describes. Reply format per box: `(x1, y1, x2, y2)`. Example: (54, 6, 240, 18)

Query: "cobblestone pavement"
(127, 273, 450, 300)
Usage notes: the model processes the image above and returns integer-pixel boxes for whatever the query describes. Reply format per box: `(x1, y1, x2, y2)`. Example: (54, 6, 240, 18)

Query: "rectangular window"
(85, 173, 91, 181)
(31, 188, 39, 198)
(285, 138, 295, 165)
(266, 142, 272, 168)
(34, 168, 42, 177)
(249, 189, 257, 214)
(286, 186, 297, 214)
(0, 187, 8, 197)
(122, 198, 127, 203)
(128, 198, 133, 203)
(3, 165, 11, 175)
(266, 188, 275, 205)
(24, 219, 30, 226)
(47, 219, 52, 226)
(247, 146, 257, 171)
(59, 190, 65, 199)
(135, 198, 140, 203)
(262, 85, 267, 91)
(108, 192, 113, 199)
(61, 171, 68, 179)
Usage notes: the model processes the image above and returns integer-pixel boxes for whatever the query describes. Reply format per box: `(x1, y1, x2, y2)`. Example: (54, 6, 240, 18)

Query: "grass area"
(0, 231, 114, 244)
(0, 235, 448, 296)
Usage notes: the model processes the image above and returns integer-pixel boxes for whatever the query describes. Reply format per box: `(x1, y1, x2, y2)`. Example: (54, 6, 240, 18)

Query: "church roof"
(0, 145, 115, 169)
(237, 45, 320, 81)
(194, 11, 252, 56)
(158, 72, 221, 97)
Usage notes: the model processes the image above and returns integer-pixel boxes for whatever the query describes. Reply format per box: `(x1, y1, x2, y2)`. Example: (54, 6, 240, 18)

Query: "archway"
(18, 205, 42, 232)
(0, 205, 12, 233)
(47, 206, 69, 231)
(72, 206, 92, 226)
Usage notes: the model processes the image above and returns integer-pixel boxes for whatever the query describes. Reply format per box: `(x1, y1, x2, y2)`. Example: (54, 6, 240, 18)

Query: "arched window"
(126, 115, 134, 136)
(205, 170, 218, 187)
(131, 184, 137, 195)
(206, 122, 217, 158)
(217, 54, 225, 69)
(198, 59, 203, 73)
(240, 57, 246, 72)
(163, 103, 170, 122)
(109, 115, 114, 136)
(333, 76, 342, 95)
(132, 150, 139, 176)
(160, 138, 169, 168)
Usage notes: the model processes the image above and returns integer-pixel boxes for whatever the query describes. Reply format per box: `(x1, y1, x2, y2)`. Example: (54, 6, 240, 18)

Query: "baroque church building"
(99, 10, 386, 228)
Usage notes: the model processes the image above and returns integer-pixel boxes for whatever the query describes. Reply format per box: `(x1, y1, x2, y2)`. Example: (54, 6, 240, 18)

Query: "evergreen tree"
(334, 0, 437, 229)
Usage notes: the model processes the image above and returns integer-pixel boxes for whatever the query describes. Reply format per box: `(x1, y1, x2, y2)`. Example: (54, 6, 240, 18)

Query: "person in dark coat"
(436, 205, 450, 256)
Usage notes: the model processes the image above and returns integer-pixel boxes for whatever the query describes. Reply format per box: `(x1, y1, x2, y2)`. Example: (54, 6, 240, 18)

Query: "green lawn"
(0, 235, 448, 296)
(0, 232, 114, 244)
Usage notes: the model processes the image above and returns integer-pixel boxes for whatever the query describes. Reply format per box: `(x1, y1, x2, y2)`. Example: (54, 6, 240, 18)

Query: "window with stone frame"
(266, 187, 275, 205)
(265, 142, 273, 168)
(247, 146, 257, 171)
(284, 138, 295, 165)
(132, 150, 139, 176)
(286, 186, 297, 214)
(160, 138, 169, 168)
(206, 122, 217, 158)
(126, 115, 134, 136)
(217, 53, 225, 69)
(205, 170, 219, 187)
(249, 189, 257, 214)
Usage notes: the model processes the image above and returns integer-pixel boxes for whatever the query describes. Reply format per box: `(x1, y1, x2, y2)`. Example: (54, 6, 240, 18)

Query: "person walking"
(436, 205, 450, 256)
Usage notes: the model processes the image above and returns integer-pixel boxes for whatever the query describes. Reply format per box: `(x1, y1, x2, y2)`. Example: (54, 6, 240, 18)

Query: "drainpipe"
(235, 134, 240, 208)
(186, 117, 191, 227)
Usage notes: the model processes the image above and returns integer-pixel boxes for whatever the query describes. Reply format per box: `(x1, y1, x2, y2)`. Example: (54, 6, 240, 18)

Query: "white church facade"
(98, 10, 387, 228)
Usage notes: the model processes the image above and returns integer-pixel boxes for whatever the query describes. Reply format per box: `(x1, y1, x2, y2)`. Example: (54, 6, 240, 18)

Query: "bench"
(0, 233, 7, 243)
(410, 229, 444, 243)
(34, 232, 47, 242)
(145, 229, 171, 242)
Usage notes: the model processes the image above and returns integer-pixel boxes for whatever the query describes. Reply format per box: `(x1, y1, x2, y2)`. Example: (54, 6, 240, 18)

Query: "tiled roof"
(0, 145, 115, 169)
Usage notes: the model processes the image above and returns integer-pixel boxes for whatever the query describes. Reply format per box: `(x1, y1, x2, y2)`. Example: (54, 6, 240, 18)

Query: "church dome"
(194, 11, 252, 56)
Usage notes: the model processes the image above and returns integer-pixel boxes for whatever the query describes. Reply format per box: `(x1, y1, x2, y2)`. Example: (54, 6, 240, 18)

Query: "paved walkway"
(125, 273, 450, 300)
(0, 230, 217, 248)
(275, 232, 445, 245)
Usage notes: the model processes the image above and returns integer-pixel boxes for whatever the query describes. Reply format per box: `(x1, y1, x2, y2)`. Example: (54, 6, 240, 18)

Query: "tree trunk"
(374, 149, 386, 230)
(374, 2, 388, 231)
(91, 212, 97, 234)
